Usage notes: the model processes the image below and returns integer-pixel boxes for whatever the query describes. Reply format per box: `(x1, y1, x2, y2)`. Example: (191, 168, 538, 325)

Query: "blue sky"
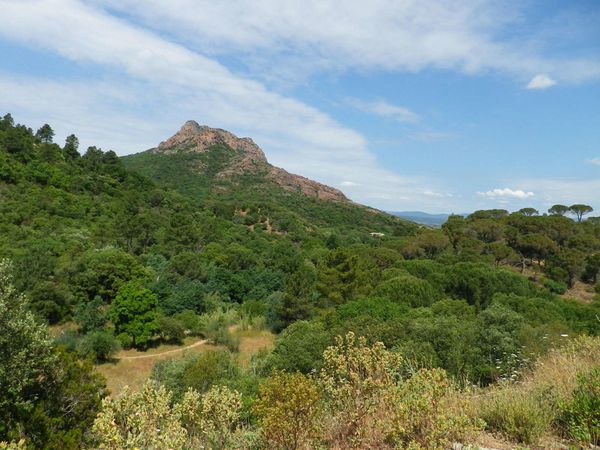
(1, 0, 599, 213)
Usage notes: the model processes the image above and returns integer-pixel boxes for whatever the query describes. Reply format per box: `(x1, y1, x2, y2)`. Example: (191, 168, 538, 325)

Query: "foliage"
(111, 282, 159, 348)
(157, 315, 185, 344)
(318, 332, 402, 445)
(476, 385, 554, 444)
(92, 381, 244, 450)
(0, 259, 56, 427)
(254, 372, 322, 450)
(558, 368, 600, 446)
(91, 382, 188, 449)
(389, 368, 479, 449)
(265, 320, 331, 373)
(177, 385, 243, 449)
(152, 349, 240, 399)
(76, 330, 120, 362)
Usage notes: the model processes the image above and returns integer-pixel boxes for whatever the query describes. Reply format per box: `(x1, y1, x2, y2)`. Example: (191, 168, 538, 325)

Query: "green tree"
(582, 254, 600, 284)
(374, 275, 439, 307)
(518, 207, 539, 216)
(549, 204, 569, 216)
(569, 204, 593, 222)
(35, 124, 54, 143)
(74, 296, 107, 333)
(266, 321, 331, 373)
(63, 134, 80, 159)
(77, 330, 120, 362)
(111, 282, 159, 348)
(0, 260, 56, 431)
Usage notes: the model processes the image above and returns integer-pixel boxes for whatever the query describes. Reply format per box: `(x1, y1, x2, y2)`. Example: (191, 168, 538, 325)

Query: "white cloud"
(340, 181, 361, 187)
(0, 0, 457, 211)
(526, 74, 557, 90)
(90, 0, 600, 84)
(478, 188, 535, 199)
(586, 158, 600, 166)
(348, 99, 419, 123)
(423, 190, 453, 198)
(518, 178, 600, 211)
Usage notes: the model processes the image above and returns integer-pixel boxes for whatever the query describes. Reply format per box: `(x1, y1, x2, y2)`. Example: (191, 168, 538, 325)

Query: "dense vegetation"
(1, 114, 599, 449)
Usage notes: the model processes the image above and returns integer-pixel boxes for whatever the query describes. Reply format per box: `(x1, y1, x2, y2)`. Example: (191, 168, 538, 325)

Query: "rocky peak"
(153, 121, 349, 202)
(156, 121, 267, 165)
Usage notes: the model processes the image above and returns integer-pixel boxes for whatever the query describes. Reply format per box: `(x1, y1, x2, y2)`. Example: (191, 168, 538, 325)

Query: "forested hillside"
(1, 114, 599, 449)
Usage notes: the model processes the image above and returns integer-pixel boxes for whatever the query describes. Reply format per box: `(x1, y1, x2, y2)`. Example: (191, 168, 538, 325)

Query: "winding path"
(117, 339, 208, 360)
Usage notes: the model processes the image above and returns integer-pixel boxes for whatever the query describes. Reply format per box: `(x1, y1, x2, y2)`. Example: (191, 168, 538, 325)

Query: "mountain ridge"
(151, 120, 348, 202)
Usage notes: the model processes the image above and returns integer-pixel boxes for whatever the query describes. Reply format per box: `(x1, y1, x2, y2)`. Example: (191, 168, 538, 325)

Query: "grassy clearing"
(469, 335, 600, 448)
(236, 328, 275, 367)
(97, 338, 219, 395)
(562, 280, 597, 304)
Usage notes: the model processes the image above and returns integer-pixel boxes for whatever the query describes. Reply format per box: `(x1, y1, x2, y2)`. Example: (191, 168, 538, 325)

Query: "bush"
(172, 310, 203, 336)
(266, 321, 331, 373)
(476, 385, 553, 445)
(558, 368, 600, 446)
(374, 275, 440, 307)
(77, 330, 120, 362)
(390, 368, 479, 449)
(253, 372, 321, 450)
(544, 278, 568, 294)
(211, 327, 240, 352)
(182, 349, 240, 394)
(157, 316, 185, 344)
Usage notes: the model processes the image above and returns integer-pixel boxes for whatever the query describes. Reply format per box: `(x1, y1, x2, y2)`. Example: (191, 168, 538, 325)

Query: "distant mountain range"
(389, 211, 457, 227)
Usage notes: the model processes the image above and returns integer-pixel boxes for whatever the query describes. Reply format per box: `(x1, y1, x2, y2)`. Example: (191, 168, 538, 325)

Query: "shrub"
(177, 385, 243, 450)
(476, 385, 553, 445)
(211, 327, 240, 352)
(544, 278, 568, 294)
(91, 382, 187, 449)
(253, 372, 321, 450)
(558, 368, 600, 446)
(266, 321, 331, 373)
(157, 315, 185, 344)
(172, 310, 203, 336)
(390, 368, 479, 449)
(196, 308, 240, 351)
(76, 330, 120, 362)
(374, 275, 439, 307)
(181, 349, 240, 393)
(318, 332, 402, 445)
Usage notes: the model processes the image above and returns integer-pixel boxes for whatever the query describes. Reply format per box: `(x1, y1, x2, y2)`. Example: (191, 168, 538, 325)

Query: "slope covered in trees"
(1, 114, 599, 449)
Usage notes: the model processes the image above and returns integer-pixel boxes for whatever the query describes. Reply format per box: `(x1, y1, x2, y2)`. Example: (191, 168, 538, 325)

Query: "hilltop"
(153, 120, 348, 202)
(122, 121, 413, 235)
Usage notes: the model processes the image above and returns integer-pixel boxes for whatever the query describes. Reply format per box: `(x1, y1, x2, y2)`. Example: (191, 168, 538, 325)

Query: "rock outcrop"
(153, 120, 348, 202)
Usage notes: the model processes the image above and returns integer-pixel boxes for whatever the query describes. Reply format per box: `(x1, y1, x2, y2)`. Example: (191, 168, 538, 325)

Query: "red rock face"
(154, 121, 349, 202)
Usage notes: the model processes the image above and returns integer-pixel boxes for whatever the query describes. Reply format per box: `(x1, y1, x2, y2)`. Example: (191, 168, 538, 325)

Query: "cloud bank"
(478, 188, 535, 199)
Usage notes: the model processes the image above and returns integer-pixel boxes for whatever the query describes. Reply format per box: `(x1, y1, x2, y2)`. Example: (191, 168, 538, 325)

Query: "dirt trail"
(117, 339, 208, 360)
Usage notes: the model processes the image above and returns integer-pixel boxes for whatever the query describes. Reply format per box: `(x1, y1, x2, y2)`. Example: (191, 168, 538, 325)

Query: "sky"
(1, 0, 599, 214)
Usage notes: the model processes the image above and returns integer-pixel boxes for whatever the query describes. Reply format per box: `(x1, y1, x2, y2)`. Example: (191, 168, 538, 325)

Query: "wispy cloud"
(91, 0, 600, 84)
(0, 0, 454, 212)
(586, 158, 600, 166)
(348, 98, 419, 123)
(526, 74, 557, 90)
(478, 188, 535, 199)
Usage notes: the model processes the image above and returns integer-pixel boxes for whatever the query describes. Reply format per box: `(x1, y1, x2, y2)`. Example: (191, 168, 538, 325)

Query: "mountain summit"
(152, 121, 348, 202)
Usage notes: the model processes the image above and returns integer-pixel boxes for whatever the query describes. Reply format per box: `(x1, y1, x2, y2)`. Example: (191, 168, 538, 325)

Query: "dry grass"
(96, 328, 276, 395)
(562, 280, 597, 304)
(236, 328, 275, 367)
(48, 321, 78, 338)
(468, 335, 600, 448)
(96, 338, 219, 395)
